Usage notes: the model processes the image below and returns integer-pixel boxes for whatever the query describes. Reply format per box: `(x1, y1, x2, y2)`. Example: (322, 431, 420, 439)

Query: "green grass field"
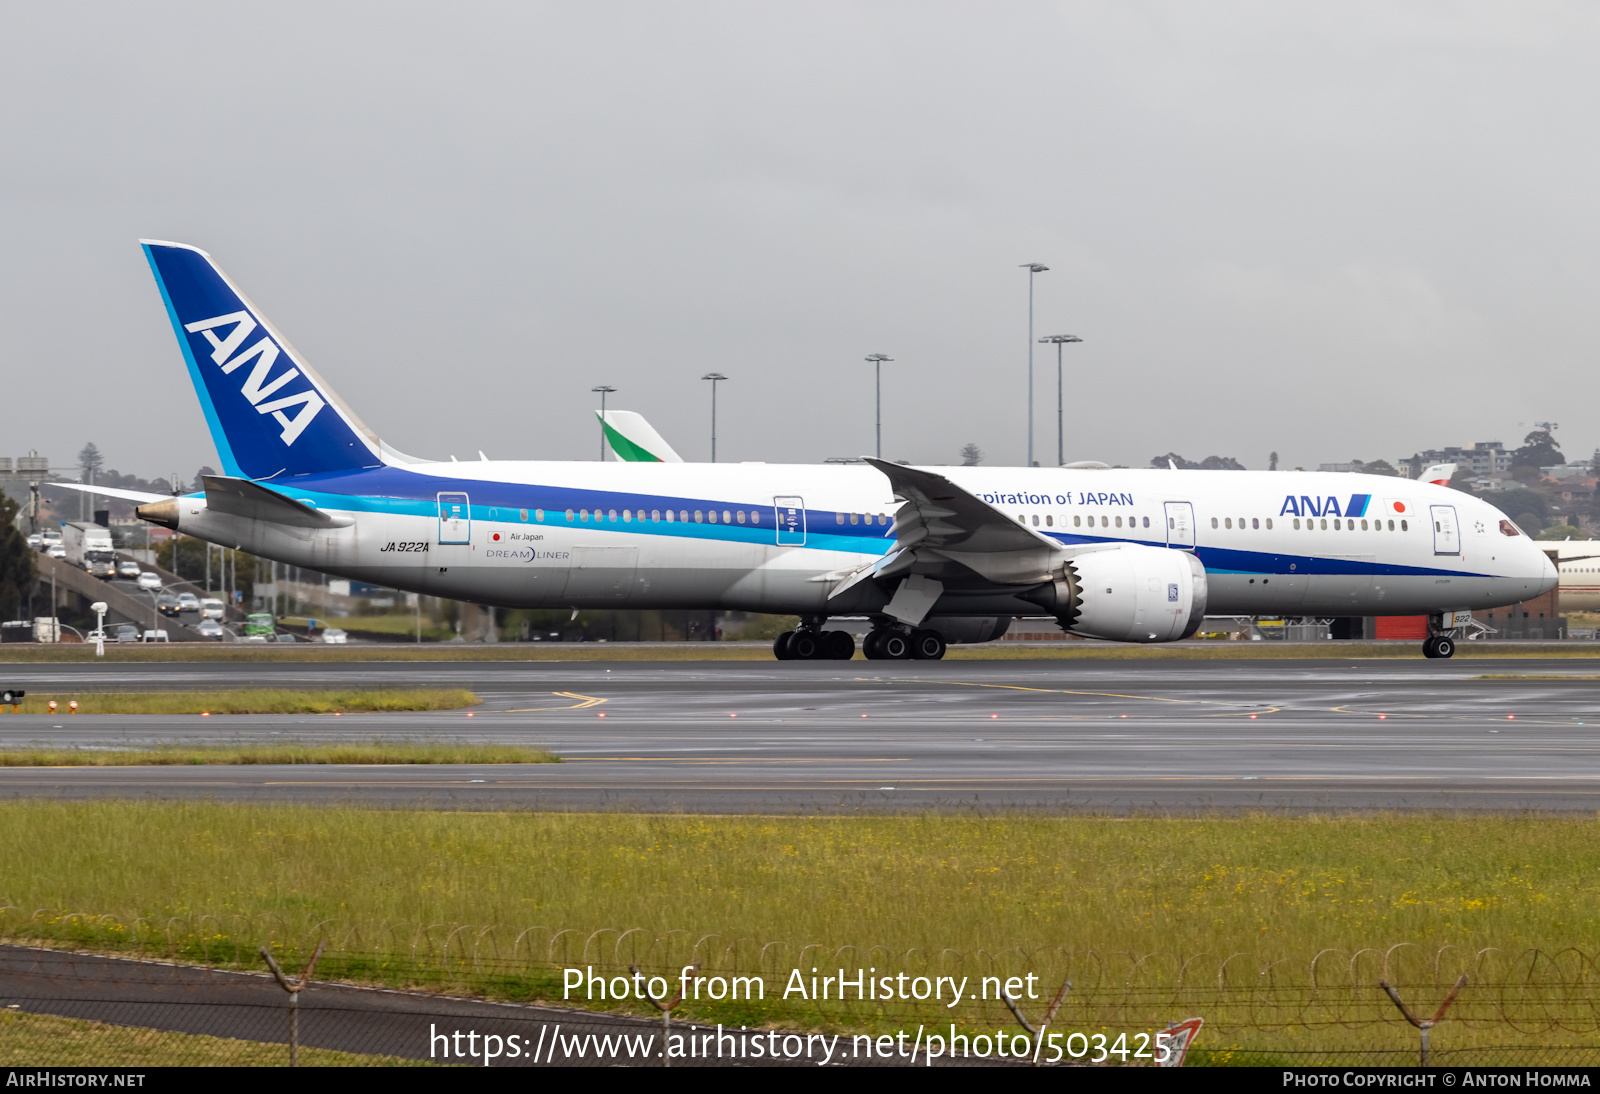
(1, 688, 479, 714)
(5, 803, 1600, 1062)
(0, 742, 557, 765)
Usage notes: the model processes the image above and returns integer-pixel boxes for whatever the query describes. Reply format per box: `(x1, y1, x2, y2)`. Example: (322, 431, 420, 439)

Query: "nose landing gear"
(1422, 635, 1455, 659)
(1422, 610, 1485, 658)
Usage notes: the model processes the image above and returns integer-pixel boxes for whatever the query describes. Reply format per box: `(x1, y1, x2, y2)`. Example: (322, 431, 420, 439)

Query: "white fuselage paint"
(167, 465, 1557, 622)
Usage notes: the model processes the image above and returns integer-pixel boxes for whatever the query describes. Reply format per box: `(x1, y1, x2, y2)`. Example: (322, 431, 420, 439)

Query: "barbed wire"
(11, 910, 1600, 1065)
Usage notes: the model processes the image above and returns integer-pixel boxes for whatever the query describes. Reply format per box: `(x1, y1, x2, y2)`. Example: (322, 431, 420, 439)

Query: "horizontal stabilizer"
(48, 481, 174, 505)
(202, 476, 352, 528)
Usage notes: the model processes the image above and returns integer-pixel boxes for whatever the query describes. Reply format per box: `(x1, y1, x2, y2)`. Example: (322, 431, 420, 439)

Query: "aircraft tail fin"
(1420, 462, 1458, 487)
(140, 240, 384, 480)
(600, 410, 684, 462)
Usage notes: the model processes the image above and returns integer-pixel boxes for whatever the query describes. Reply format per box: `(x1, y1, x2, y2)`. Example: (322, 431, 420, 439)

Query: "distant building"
(1398, 442, 1514, 479)
(0, 451, 58, 507)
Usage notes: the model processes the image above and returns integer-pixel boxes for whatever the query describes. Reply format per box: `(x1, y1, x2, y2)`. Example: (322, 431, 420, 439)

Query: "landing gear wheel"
(910, 629, 946, 660)
(862, 631, 884, 660)
(878, 631, 912, 660)
(773, 631, 795, 660)
(825, 630, 856, 660)
(788, 631, 823, 660)
(1433, 636, 1455, 659)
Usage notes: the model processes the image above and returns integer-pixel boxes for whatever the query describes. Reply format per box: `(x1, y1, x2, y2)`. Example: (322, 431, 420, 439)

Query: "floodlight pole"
(1020, 264, 1049, 466)
(1039, 334, 1082, 467)
(865, 355, 892, 459)
(701, 373, 727, 462)
(591, 386, 616, 460)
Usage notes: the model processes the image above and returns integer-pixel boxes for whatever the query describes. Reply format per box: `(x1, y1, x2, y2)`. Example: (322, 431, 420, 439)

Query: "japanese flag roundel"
(1391, 500, 1408, 514)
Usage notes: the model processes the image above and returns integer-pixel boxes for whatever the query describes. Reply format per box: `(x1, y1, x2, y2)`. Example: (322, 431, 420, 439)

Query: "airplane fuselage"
(161, 462, 1555, 622)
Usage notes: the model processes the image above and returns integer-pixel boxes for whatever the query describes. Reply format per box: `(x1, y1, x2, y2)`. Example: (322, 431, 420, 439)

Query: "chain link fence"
(9, 926, 1600, 1066)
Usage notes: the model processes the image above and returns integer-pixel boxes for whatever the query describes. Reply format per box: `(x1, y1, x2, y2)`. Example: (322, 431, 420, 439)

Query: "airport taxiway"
(1, 657, 1599, 812)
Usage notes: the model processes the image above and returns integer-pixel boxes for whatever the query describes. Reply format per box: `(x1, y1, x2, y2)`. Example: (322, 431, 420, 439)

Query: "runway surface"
(1, 657, 1599, 812)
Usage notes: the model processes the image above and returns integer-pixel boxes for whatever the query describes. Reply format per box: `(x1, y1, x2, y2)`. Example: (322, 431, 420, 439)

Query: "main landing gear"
(773, 620, 947, 661)
(773, 627, 856, 661)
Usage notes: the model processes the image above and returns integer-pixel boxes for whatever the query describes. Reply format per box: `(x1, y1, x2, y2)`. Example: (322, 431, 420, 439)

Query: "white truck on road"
(61, 521, 116, 578)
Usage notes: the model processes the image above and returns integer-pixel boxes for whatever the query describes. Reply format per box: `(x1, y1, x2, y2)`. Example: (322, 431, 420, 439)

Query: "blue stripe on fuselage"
(248, 467, 1483, 578)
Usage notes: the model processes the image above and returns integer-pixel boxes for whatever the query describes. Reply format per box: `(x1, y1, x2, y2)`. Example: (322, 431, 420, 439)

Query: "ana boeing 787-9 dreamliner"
(62, 241, 1557, 660)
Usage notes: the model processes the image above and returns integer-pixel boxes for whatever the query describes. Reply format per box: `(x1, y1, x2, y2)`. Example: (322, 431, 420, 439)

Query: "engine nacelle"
(1022, 544, 1208, 643)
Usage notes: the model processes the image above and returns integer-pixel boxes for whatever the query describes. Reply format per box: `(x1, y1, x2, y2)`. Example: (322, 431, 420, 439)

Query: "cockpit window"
(1500, 519, 1521, 537)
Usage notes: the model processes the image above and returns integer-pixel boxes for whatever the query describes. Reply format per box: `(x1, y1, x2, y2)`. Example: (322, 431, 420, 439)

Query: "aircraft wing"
(829, 461, 1072, 605)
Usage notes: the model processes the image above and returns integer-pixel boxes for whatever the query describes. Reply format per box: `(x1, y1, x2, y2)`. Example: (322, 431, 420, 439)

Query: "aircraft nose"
(1536, 547, 1558, 595)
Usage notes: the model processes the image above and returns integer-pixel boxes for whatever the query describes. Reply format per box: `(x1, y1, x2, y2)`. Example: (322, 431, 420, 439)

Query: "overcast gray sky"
(3, 2, 1597, 478)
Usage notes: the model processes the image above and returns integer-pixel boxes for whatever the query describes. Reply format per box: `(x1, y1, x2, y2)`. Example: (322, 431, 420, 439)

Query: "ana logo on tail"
(183, 311, 326, 446)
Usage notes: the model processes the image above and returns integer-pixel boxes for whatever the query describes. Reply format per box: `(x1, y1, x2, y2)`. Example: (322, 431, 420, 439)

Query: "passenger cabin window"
(723, 510, 732, 523)
(1211, 517, 1219, 529)
(1265, 518, 1272, 530)
(708, 510, 718, 523)
(695, 511, 704, 523)
(1046, 515, 1054, 527)
(1075, 515, 1082, 527)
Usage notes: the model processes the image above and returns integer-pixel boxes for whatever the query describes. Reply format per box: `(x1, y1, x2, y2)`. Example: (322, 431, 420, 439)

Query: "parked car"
(140, 629, 169, 643)
(199, 598, 225, 620)
(111, 624, 140, 643)
(26, 534, 42, 549)
(46, 544, 66, 559)
(117, 560, 142, 579)
(273, 632, 298, 643)
(137, 572, 162, 592)
(156, 594, 181, 617)
(176, 592, 200, 613)
(196, 619, 225, 640)
(320, 628, 348, 645)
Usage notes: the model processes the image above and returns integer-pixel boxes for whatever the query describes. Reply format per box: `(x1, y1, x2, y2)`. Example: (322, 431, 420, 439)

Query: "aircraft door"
(1430, 504, 1460, 555)
(438, 493, 471, 544)
(773, 497, 806, 546)
(1164, 502, 1196, 550)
